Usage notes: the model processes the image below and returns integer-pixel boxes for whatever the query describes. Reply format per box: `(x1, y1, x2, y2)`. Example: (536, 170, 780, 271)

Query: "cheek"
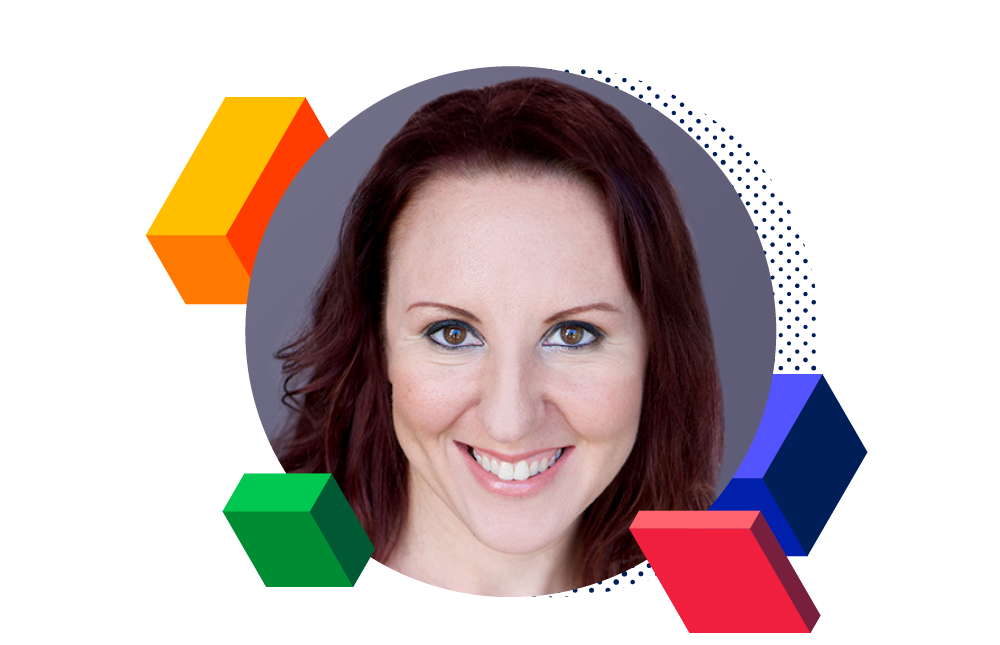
(389, 359, 479, 441)
(554, 364, 644, 448)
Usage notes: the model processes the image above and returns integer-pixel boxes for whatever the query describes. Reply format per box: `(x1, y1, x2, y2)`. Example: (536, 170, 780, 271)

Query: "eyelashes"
(542, 322, 601, 348)
(425, 320, 484, 349)
(423, 319, 604, 351)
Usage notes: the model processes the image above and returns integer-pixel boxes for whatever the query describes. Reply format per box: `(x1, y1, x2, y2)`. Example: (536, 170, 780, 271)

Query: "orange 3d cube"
(147, 97, 327, 304)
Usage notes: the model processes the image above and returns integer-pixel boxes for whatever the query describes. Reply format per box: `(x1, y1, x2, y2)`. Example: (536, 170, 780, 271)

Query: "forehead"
(387, 171, 631, 313)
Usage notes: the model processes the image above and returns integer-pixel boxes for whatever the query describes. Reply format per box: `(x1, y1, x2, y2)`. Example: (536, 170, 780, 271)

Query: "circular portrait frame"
(245, 66, 775, 594)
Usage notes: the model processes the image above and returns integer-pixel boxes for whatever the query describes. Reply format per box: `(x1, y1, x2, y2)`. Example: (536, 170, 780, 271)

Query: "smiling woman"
(275, 78, 723, 596)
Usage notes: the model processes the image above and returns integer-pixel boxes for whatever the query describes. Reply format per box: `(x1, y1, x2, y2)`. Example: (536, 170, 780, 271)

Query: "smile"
(469, 446, 566, 481)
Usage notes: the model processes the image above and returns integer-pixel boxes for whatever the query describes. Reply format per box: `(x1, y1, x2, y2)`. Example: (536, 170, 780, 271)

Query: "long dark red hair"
(275, 77, 723, 588)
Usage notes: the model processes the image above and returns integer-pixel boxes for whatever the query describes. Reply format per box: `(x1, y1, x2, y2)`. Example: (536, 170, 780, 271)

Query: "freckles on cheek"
(561, 371, 645, 444)
(391, 361, 476, 435)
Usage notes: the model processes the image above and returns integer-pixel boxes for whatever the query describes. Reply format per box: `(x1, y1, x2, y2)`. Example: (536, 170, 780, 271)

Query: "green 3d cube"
(223, 474, 373, 586)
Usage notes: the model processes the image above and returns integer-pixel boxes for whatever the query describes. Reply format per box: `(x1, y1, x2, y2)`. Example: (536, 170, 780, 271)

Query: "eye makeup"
(541, 321, 604, 350)
(424, 319, 484, 350)
(422, 319, 606, 351)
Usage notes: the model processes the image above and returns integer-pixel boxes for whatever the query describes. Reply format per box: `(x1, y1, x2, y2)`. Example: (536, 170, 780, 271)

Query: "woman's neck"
(384, 470, 581, 596)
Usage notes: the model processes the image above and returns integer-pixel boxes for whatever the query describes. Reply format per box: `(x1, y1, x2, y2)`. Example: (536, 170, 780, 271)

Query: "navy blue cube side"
(764, 376, 867, 554)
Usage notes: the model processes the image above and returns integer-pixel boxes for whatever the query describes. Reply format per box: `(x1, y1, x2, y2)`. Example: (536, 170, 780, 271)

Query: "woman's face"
(384, 171, 647, 558)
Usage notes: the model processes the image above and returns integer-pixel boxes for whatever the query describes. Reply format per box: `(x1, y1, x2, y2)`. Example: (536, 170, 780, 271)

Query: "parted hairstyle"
(275, 76, 724, 588)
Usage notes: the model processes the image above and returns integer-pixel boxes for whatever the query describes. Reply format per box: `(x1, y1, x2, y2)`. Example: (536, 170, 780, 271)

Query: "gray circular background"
(246, 67, 774, 494)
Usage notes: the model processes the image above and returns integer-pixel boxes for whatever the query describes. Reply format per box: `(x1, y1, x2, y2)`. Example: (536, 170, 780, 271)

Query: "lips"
(458, 442, 570, 497)
(471, 446, 565, 481)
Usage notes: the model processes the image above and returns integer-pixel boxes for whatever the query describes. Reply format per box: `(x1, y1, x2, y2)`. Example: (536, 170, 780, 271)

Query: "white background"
(3, 1, 996, 642)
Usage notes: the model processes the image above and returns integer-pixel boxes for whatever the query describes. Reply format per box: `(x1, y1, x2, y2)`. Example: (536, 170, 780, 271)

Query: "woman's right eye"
(425, 321, 484, 349)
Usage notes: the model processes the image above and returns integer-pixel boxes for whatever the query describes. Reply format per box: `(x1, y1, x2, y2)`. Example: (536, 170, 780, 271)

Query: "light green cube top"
(224, 473, 331, 513)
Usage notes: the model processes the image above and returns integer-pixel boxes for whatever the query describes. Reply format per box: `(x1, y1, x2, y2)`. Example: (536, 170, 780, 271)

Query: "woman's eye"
(426, 322, 483, 349)
(542, 322, 600, 348)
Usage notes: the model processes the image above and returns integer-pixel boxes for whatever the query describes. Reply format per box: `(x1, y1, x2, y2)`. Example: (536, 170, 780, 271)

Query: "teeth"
(472, 447, 564, 481)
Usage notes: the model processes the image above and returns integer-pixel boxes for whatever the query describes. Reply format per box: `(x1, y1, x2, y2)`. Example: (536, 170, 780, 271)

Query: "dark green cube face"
(224, 474, 374, 587)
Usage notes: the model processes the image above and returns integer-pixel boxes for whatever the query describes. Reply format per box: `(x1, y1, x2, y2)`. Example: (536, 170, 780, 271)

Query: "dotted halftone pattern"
(542, 561, 656, 598)
(569, 69, 819, 375)
(551, 68, 820, 597)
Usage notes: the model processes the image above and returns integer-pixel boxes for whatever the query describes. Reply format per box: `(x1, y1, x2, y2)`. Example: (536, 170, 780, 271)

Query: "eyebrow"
(405, 301, 621, 325)
(543, 302, 622, 324)
(406, 302, 482, 323)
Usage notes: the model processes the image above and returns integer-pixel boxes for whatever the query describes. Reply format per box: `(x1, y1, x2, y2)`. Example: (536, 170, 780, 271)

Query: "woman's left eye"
(542, 322, 601, 348)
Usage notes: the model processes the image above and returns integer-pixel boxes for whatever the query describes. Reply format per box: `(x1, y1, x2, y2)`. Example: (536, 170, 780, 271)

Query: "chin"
(456, 498, 582, 557)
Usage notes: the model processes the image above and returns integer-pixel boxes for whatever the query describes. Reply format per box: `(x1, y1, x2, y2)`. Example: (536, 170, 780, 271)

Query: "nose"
(476, 347, 545, 445)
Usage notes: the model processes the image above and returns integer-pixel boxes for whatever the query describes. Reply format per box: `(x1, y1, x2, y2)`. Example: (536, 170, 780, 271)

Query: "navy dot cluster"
(564, 69, 820, 374)
(549, 561, 655, 598)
